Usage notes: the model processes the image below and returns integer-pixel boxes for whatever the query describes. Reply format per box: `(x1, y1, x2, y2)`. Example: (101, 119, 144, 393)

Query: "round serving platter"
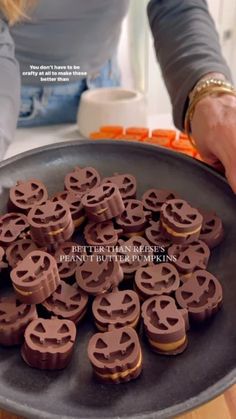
(0, 140, 236, 419)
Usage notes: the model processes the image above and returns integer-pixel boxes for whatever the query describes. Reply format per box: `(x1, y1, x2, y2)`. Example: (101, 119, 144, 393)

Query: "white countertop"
(4, 113, 174, 160)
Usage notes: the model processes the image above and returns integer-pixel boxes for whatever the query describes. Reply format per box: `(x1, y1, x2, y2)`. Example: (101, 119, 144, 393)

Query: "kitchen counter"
(4, 113, 175, 160)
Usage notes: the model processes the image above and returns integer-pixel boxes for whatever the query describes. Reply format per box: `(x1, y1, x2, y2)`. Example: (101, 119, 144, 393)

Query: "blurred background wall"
(117, 0, 236, 121)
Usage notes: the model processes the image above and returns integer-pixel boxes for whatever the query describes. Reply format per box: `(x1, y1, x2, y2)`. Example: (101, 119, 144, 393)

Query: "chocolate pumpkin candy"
(8, 179, 48, 214)
(102, 173, 137, 199)
(10, 250, 60, 304)
(27, 200, 74, 247)
(135, 263, 180, 301)
(21, 317, 76, 370)
(82, 182, 124, 222)
(0, 295, 37, 346)
(92, 289, 140, 331)
(64, 166, 100, 197)
(0, 213, 29, 247)
(87, 326, 142, 383)
(42, 282, 88, 324)
(175, 270, 223, 323)
(160, 199, 203, 244)
(76, 257, 123, 296)
(141, 295, 189, 355)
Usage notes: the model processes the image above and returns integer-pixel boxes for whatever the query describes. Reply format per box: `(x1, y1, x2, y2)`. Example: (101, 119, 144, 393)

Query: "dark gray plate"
(0, 140, 236, 419)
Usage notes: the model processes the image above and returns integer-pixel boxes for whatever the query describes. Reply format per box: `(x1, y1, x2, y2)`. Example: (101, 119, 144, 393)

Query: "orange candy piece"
(143, 137, 171, 147)
(152, 129, 176, 142)
(125, 127, 149, 139)
(172, 137, 195, 152)
(89, 132, 116, 139)
(115, 134, 143, 141)
(100, 125, 124, 135)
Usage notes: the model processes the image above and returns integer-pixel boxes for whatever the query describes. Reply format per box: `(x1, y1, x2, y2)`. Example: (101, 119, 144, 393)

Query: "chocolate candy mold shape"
(27, 200, 74, 246)
(10, 250, 61, 304)
(42, 282, 88, 324)
(199, 210, 224, 249)
(0, 295, 37, 346)
(87, 326, 142, 383)
(52, 191, 86, 228)
(160, 199, 203, 244)
(135, 263, 180, 300)
(102, 173, 137, 199)
(84, 221, 122, 247)
(82, 182, 125, 222)
(0, 213, 29, 247)
(8, 179, 48, 214)
(54, 241, 86, 281)
(76, 258, 123, 296)
(64, 166, 100, 197)
(92, 289, 140, 331)
(175, 270, 223, 323)
(6, 239, 39, 268)
(117, 236, 153, 278)
(167, 240, 210, 279)
(141, 295, 189, 355)
(116, 199, 151, 236)
(145, 220, 172, 248)
(21, 317, 77, 370)
(142, 189, 179, 215)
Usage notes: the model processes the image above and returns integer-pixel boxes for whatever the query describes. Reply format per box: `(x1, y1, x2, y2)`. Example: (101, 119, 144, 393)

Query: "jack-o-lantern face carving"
(168, 240, 210, 277)
(11, 250, 60, 304)
(175, 270, 223, 322)
(88, 326, 142, 383)
(6, 239, 39, 268)
(199, 210, 224, 249)
(43, 282, 88, 324)
(52, 191, 85, 224)
(54, 242, 86, 280)
(117, 236, 153, 276)
(142, 189, 178, 214)
(28, 200, 70, 228)
(92, 290, 140, 331)
(135, 263, 180, 300)
(64, 166, 100, 197)
(0, 246, 8, 270)
(141, 295, 189, 354)
(82, 183, 124, 222)
(0, 295, 37, 346)
(161, 199, 203, 233)
(145, 220, 172, 248)
(0, 213, 29, 246)
(11, 251, 54, 289)
(28, 200, 74, 246)
(24, 318, 76, 354)
(76, 258, 123, 295)
(0, 296, 31, 324)
(102, 173, 137, 199)
(116, 199, 151, 234)
(84, 221, 122, 247)
(9, 179, 48, 213)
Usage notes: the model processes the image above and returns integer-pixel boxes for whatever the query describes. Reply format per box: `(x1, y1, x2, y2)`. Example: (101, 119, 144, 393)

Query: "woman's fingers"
(191, 93, 236, 193)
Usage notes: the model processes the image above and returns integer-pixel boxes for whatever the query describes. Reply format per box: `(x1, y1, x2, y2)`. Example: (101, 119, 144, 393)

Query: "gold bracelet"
(185, 83, 236, 148)
(189, 78, 232, 102)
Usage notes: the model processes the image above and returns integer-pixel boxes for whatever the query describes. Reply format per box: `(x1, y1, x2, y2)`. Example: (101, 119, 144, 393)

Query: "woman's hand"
(191, 92, 236, 193)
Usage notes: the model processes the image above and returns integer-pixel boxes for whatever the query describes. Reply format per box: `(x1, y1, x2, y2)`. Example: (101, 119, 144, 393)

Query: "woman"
(0, 0, 236, 193)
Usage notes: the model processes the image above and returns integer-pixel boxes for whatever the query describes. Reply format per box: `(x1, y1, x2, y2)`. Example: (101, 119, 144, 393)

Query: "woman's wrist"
(184, 73, 236, 145)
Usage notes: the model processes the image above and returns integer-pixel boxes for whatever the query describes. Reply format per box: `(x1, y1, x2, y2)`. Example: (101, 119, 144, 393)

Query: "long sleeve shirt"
(0, 0, 232, 158)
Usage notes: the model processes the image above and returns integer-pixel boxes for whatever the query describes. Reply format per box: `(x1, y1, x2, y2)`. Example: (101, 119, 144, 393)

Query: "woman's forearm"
(147, 0, 232, 130)
(0, 18, 20, 155)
